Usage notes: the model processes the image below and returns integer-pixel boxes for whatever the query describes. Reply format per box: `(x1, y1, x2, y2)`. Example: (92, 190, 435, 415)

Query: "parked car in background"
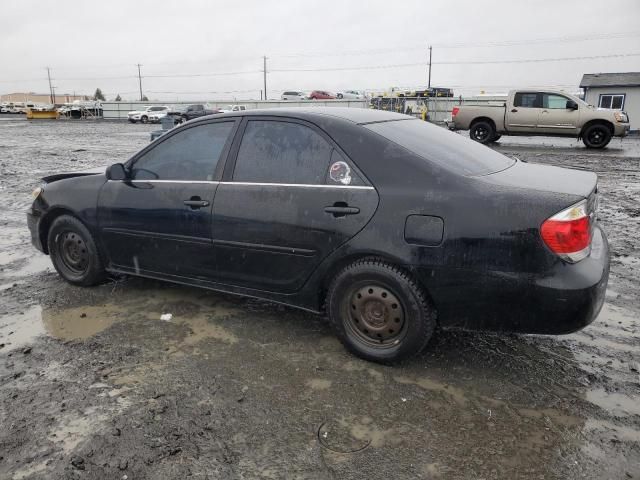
(336, 90, 365, 99)
(127, 106, 170, 124)
(168, 104, 217, 123)
(27, 108, 609, 363)
(218, 105, 247, 113)
(309, 90, 336, 100)
(281, 91, 308, 101)
(450, 89, 630, 148)
(0, 104, 11, 113)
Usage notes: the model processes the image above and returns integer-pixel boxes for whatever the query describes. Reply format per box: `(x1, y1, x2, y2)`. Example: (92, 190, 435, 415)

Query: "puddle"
(394, 375, 468, 405)
(586, 388, 640, 417)
(0, 305, 44, 351)
(306, 378, 332, 390)
(49, 407, 110, 454)
(584, 418, 640, 443)
(0, 250, 52, 279)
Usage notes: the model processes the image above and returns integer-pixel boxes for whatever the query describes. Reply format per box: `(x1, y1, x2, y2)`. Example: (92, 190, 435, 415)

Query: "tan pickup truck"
(449, 90, 630, 149)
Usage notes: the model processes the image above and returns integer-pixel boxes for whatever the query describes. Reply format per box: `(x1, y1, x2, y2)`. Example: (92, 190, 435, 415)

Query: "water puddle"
(586, 388, 640, 417)
(0, 250, 52, 279)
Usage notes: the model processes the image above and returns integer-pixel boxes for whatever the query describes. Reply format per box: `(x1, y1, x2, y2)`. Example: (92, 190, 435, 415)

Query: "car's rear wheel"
(327, 259, 436, 363)
(470, 120, 495, 144)
(47, 215, 106, 286)
(582, 124, 612, 149)
(128, 119, 136, 124)
(337, 93, 344, 99)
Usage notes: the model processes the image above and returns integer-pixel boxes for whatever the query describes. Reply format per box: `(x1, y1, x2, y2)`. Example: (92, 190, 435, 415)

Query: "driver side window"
(131, 122, 234, 181)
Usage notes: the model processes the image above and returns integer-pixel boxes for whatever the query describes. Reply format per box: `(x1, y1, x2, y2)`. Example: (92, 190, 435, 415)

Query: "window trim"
(125, 118, 240, 182)
(598, 93, 626, 110)
(222, 116, 371, 187)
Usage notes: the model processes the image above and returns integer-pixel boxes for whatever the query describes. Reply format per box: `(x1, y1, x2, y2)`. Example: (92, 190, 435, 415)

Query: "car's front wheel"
(47, 215, 106, 286)
(140, 115, 148, 124)
(337, 93, 344, 99)
(327, 259, 436, 363)
(582, 124, 612, 149)
(470, 120, 495, 144)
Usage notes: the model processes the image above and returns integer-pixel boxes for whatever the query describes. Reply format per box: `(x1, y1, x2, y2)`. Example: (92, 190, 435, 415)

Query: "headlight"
(32, 186, 43, 199)
(614, 112, 628, 122)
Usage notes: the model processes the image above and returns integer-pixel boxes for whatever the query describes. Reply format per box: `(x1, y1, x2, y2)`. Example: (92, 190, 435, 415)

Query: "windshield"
(365, 119, 515, 176)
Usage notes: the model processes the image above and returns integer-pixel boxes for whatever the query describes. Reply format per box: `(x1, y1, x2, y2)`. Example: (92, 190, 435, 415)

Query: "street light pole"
(427, 45, 432, 89)
(263, 56, 268, 101)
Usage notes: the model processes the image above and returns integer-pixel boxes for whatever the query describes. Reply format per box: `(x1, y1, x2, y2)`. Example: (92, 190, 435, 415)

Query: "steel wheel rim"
(473, 125, 488, 141)
(57, 231, 89, 274)
(344, 284, 407, 348)
(588, 128, 605, 145)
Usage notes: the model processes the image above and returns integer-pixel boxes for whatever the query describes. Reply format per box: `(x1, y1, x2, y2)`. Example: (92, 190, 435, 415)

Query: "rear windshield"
(365, 119, 515, 176)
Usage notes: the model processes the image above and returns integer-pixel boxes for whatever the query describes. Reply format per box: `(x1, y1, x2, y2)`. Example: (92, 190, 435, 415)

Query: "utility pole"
(46, 67, 54, 103)
(51, 86, 56, 104)
(427, 45, 432, 89)
(137, 63, 144, 101)
(263, 56, 267, 101)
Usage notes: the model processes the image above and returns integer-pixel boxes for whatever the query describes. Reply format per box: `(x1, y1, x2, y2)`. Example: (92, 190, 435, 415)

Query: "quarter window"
(598, 94, 625, 110)
(233, 120, 333, 184)
(513, 92, 540, 108)
(543, 94, 571, 109)
(131, 122, 234, 181)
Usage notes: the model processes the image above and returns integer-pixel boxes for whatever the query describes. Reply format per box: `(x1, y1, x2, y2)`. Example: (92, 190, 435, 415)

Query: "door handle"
(183, 197, 209, 209)
(324, 204, 360, 217)
(510, 108, 518, 113)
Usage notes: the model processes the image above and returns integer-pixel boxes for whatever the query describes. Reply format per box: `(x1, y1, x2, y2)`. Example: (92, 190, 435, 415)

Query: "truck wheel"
(327, 259, 436, 364)
(470, 121, 495, 144)
(47, 215, 106, 287)
(491, 134, 502, 142)
(582, 124, 612, 149)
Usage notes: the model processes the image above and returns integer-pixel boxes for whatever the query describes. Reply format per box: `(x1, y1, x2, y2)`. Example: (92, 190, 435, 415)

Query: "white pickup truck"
(449, 90, 630, 149)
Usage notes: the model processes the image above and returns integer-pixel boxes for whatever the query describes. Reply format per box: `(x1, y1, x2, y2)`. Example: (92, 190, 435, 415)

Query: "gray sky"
(1, 0, 639, 101)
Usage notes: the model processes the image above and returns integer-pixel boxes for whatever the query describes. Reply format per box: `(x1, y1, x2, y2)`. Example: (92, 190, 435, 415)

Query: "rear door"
(211, 117, 379, 293)
(536, 92, 580, 134)
(97, 119, 238, 279)
(506, 91, 542, 132)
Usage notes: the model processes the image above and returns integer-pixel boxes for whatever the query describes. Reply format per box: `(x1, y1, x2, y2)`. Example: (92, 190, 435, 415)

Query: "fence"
(101, 99, 368, 120)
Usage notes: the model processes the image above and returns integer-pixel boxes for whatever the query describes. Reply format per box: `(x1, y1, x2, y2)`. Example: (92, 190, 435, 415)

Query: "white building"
(580, 72, 640, 132)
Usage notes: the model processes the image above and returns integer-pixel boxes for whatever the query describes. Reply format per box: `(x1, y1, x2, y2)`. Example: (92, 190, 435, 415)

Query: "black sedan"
(27, 108, 610, 363)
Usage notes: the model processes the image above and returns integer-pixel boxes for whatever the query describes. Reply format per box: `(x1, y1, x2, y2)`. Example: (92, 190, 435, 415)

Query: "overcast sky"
(1, 0, 639, 101)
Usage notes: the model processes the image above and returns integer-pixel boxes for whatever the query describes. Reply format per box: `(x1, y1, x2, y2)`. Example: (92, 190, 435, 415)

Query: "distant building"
(580, 72, 640, 131)
(0, 92, 89, 104)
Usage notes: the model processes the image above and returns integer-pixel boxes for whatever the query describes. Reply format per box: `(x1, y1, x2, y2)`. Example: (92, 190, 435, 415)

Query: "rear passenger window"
(233, 120, 333, 184)
(514, 92, 539, 108)
(131, 122, 234, 181)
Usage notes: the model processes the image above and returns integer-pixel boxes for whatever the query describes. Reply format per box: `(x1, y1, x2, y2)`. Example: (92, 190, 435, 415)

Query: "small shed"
(580, 72, 640, 131)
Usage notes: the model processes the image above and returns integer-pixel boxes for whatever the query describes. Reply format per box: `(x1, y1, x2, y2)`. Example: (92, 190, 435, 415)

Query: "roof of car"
(201, 107, 410, 125)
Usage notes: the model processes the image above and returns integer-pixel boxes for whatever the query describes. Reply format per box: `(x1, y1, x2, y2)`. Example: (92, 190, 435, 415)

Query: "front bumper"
(614, 122, 630, 137)
(27, 207, 45, 253)
(415, 224, 610, 335)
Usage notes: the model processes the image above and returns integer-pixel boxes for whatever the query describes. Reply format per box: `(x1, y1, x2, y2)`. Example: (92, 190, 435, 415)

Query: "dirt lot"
(0, 115, 638, 479)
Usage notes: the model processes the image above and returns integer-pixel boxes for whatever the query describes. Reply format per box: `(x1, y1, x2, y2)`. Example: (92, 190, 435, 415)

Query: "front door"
(506, 91, 542, 132)
(536, 93, 580, 134)
(211, 118, 379, 293)
(97, 120, 237, 279)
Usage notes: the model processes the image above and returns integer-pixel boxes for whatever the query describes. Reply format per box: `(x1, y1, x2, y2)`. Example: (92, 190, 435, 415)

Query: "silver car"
(281, 91, 307, 101)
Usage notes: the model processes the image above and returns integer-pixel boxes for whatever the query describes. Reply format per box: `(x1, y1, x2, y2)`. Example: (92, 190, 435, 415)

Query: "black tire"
(140, 115, 148, 124)
(582, 124, 612, 149)
(491, 133, 502, 142)
(470, 120, 495, 144)
(128, 119, 136, 124)
(337, 93, 344, 99)
(47, 215, 106, 286)
(327, 259, 436, 363)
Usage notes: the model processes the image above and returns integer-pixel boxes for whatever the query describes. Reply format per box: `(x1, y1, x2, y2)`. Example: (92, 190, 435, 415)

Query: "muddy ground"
(0, 116, 638, 479)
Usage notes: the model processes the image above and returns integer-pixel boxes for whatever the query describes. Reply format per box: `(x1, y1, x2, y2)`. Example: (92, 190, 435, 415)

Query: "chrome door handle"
(184, 199, 209, 208)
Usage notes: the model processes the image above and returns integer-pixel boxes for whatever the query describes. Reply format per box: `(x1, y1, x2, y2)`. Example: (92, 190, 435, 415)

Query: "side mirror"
(566, 100, 578, 110)
(106, 163, 127, 181)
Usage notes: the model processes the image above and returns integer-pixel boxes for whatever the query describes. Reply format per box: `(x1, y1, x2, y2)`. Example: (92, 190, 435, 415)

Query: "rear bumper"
(415, 225, 610, 335)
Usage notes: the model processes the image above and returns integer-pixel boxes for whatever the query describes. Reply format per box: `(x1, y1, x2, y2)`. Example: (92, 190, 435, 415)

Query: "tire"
(337, 93, 344, 99)
(491, 133, 502, 142)
(327, 259, 436, 363)
(470, 120, 495, 144)
(140, 115, 148, 124)
(128, 119, 136, 124)
(47, 215, 106, 286)
(582, 124, 612, 149)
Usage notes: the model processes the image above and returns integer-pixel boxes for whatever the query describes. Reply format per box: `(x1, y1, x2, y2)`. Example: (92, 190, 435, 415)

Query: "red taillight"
(451, 106, 460, 117)
(540, 200, 591, 263)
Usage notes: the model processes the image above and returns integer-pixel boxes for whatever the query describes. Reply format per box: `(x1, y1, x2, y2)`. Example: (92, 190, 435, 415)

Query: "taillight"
(540, 200, 591, 263)
(451, 106, 460, 117)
